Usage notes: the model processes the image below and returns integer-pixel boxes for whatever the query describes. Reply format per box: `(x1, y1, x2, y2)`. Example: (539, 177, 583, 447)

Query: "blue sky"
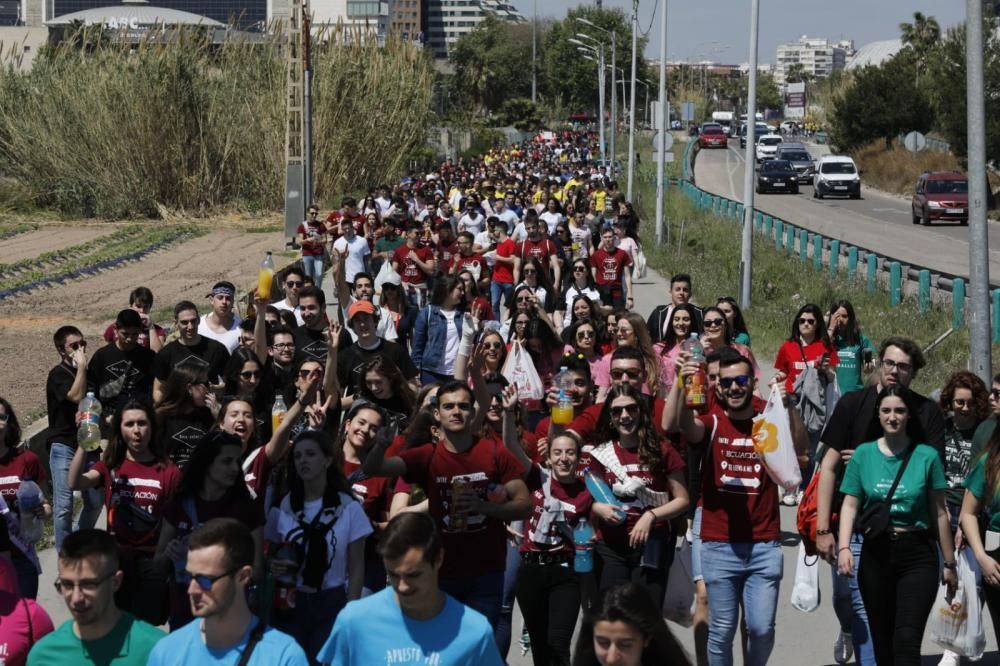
(507, 0, 967, 65)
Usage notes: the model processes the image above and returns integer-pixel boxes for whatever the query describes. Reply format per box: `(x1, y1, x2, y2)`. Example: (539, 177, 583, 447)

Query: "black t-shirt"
(161, 408, 215, 471)
(294, 326, 328, 363)
(45, 362, 80, 447)
(86, 343, 156, 414)
(337, 339, 418, 396)
(152, 338, 230, 384)
(822, 384, 947, 457)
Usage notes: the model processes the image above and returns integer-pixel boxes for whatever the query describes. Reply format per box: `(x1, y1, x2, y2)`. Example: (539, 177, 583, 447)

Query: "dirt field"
(0, 220, 287, 419)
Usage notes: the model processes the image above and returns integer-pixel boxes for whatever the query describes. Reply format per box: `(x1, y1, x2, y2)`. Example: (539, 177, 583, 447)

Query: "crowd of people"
(0, 129, 995, 666)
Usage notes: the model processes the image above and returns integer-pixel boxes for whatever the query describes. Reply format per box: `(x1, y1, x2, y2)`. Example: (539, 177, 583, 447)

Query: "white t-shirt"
(198, 313, 241, 352)
(569, 226, 591, 258)
(459, 213, 486, 236)
(332, 235, 371, 284)
(265, 492, 373, 591)
(560, 284, 602, 327)
(473, 230, 493, 253)
(615, 236, 639, 263)
(272, 298, 305, 326)
(497, 209, 519, 234)
(510, 222, 528, 243)
(435, 309, 460, 375)
(539, 211, 565, 236)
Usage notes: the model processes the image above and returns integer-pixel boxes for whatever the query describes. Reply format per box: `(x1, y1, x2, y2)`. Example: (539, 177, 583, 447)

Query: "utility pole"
(609, 29, 617, 173)
(283, 0, 306, 246)
(654, 0, 668, 245)
(967, 0, 993, 382)
(303, 4, 313, 210)
(626, 0, 638, 200)
(739, 0, 760, 309)
(531, 0, 537, 104)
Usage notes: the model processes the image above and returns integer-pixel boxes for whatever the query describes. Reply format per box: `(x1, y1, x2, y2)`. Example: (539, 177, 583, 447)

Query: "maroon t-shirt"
(696, 409, 780, 543)
(520, 465, 593, 556)
(586, 439, 684, 546)
(91, 458, 180, 556)
(0, 449, 46, 512)
(436, 241, 458, 270)
(589, 248, 632, 286)
(392, 245, 435, 286)
(398, 438, 526, 577)
(516, 239, 558, 264)
(450, 252, 486, 276)
(242, 447, 273, 507)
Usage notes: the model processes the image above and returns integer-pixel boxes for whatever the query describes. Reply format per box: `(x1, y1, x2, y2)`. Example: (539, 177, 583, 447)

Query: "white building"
(847, 38, 902, 70)
(425, 0, 524, 59)
(774, 35, 852, 84)
(309, 0, 389, 43)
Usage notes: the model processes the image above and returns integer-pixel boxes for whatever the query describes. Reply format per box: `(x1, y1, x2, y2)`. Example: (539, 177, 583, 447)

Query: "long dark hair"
(358, 356, 416, 415)
(702, 306, 734, 345)
(661, 303, 703, 351)
(0, 398, 21, 450)
(595, 384, 664, 479)
(789, 303, 832, 348)
(104, 399, 168, 469)
(717, 296, 750, 341)
(828, 299, 861, 347)
(520, 256, 555, 297)
(178, 431, 252, 503)
(429, 274, 464, 308)
(223, 348, 264, 400)
(155, 364, 209, 419)
(572, 583, 692, 666)
(287, 431, 353, 514)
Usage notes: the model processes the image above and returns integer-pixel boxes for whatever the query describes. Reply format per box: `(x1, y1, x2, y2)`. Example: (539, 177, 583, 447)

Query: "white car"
(813, 155, 861, 199)
(755, 134, 783, 163)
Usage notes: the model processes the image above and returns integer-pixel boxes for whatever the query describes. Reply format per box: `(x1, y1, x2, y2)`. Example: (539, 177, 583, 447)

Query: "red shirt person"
(391, 225, 436, 296)
(773, 305, 840, 395)
(361, 381, 531, 629)
(589, 226, 633, 310)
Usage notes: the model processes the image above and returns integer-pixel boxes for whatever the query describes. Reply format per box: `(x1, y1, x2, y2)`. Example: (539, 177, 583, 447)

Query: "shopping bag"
(751, 388, 802, 492)
(929, 553, 986, 658)
(502, 340, 544, 410)
(374, 260, 396, 293)
(662, 539, 696, 627)
(790, 543, 820, 612)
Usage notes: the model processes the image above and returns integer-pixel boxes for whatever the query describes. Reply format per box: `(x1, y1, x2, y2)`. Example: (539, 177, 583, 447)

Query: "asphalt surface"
(693, 139, 1000, 284)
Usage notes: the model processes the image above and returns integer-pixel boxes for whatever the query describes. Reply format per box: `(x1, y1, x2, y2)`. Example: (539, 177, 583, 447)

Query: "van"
(813, 155, 861, 199)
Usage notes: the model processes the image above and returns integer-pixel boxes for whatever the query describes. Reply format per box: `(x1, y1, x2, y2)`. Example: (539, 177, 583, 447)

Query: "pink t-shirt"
(0, 556, 54, 666)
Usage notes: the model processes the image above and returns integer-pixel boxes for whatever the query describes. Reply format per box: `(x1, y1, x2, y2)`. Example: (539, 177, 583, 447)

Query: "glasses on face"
(299, 368, 324, 379)
(992, 389, 1000, 399)
(798, 317, 816, 325)
(610, 368, 642, 381)
(240, 370, 261, 380)
(881, 358, 913, 374)
(54, 571, 114, 595)
(515, 320, 529, 327)
(67, 340, 87, 351)
(271, 343, 294, 350)
(610, 404, 639, 417)
(719, 375, 752, 389)
(703, 318, 725, 328)
(285, 280, 303, 288)
(953, 398, 972, 408)
(0, 413, 8, 423)
(573, 266, 586, 273)
(577, 330, 595, 340)
(483, 341, 504, 350)
(178, 567, 241, 592)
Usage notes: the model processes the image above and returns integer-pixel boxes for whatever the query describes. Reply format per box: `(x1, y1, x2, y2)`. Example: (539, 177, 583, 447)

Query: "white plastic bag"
(790, 543, 820, 612)
(502, 340, 544, 411)
(751, 388, 802, 492)
(662, 539, 696, 627)
(634, 246, 647, 280)
(929, 553, 986, 658)
(373, 261, 398, 306)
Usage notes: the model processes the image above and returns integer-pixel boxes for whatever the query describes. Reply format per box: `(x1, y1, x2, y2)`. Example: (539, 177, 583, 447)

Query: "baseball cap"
(348, 300, 377, 320)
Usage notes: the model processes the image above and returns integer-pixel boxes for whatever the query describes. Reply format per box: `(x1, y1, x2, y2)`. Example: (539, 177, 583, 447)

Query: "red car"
(699, 124, 728, 149)
(912, 171, 968, 226)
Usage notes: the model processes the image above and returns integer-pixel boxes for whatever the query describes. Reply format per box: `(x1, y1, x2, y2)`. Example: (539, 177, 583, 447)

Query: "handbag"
(855, 445, 912, 539)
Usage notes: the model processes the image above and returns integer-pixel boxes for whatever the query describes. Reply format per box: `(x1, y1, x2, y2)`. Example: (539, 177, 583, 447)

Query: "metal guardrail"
(681, 139, 1000, 342)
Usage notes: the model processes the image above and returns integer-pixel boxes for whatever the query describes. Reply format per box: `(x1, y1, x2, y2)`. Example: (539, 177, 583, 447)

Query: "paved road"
(694, 140, 1000, 285)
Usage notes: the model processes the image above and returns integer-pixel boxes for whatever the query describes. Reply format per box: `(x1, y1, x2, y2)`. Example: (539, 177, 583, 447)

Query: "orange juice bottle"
(551, 366, 575, 425)
(257, 251, 274, 300)
(271, 395, 287, 433)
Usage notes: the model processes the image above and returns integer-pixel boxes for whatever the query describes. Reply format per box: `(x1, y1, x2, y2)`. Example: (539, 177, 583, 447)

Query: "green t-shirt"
(839, 440, 948, 530)
(28, 612, 165, 666)
(734, 331, 751, 347)
(833, 334, 875, 395)
(971, 417, 997, 460)
(374, 236, 405, 256)
(963, 455, 1000, 531)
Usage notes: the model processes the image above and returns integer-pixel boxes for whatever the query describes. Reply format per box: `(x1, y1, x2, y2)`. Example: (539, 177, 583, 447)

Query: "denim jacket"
(412, 305, 464, 372)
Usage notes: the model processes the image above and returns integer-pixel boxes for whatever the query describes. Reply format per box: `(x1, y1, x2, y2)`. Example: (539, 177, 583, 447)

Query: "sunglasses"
(610, 404, 639, 417)
(610, 368, 642, 380)
(992, 389, 1000, 399)
(177, 567, 241, 592)
(719, 375, 752, 389)
(573, 266, 587, 273)
(703, 318, 725, 328)
(577, 330, 595, 340)
(298, 368, 324, 379)
(285, 281, 303, 288)
(67, 340, 87, 351)
(798, 317, 817, 325)
(240, 370, 261, 380)
(482, 341, 504, 350)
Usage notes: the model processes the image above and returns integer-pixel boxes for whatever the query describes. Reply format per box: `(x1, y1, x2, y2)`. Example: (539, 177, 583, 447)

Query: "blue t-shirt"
(147, 616, 308, 666)
(317, 588, 502, 666)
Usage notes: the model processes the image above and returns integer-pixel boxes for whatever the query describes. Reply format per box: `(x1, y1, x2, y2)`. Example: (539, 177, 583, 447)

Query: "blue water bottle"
(573, 522, 595, 573)
(584, 471, 626, 525)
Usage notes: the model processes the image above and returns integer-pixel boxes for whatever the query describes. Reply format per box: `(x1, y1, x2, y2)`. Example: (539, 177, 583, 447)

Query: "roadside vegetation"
(852, 141, 964, 197)
(633, 155, 992, 393)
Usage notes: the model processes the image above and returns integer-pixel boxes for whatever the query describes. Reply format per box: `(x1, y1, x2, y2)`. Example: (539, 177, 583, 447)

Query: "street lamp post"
(577, 20, 617, 170)
(739, 0, 760, 309)
(626, 0, 638, 200)
(655, 0, 668, 245)
(572, 40, 607, 162)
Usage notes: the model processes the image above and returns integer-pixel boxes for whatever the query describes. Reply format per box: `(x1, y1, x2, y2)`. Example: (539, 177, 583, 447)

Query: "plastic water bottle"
(573, 522, 595, 572)
(271, 395, 288, 435)
(76, 392, 102, 452)
(16, 479, 43, 544)
(681, 333, 708, 408)
(551, 366, 574, 425)
(584, 471, 626, 525)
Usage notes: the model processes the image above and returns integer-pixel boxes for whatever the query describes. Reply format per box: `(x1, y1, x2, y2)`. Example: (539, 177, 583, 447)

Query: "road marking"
(871, 207, 908, 215)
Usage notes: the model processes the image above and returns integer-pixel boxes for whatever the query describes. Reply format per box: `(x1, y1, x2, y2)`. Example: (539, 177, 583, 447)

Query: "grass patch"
(244, 224, 284, 234)
(634, 158, 992, 394)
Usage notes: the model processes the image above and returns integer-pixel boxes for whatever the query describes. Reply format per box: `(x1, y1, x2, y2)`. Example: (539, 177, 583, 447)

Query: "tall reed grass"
(0, 25, 433, 219)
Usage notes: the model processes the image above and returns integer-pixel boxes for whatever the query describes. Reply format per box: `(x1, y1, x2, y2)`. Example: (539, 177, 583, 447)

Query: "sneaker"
(782, 491, 799, 507)
(938, 650, 961, 666)
(833, 630, 854, 665)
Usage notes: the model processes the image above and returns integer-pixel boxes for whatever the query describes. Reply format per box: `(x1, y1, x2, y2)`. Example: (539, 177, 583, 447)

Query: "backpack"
(796, 470, 837, 557)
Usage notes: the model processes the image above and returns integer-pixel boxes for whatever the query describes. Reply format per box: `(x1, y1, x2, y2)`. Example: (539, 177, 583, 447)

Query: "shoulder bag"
(855, 445, 913, 540)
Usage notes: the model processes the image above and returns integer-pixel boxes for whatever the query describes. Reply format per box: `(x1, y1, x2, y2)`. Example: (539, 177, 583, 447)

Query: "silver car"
(776, 146, 815, 184)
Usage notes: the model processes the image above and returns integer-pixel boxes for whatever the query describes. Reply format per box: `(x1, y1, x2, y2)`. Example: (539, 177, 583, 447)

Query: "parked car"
(776, 145, 815, 184)
(699, 124, 728, 149)
(911, 171, 968, 225)
(813, 155, 861, 199)
(755, 134, 783, 162)
(756, 159, 799, 194)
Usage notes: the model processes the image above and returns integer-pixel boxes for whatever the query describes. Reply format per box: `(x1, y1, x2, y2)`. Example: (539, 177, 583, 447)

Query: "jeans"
(302, 254, 325, 288)
(515, 561, 582, 666)
(691, 507, 703, 582)
(496, 541, 521, 659)
(276, 586, 346, 666)
(858, 531, 939, 666)
(701, 540, 783, 666)
(50, 442, 103, 552)
(830, 533, 874, 665)
(439, 572, 504, 631)
(491, 281, 514, 319)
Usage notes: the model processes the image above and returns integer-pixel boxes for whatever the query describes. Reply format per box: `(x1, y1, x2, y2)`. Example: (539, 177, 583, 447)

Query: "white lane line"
(871, 207, 908, 215)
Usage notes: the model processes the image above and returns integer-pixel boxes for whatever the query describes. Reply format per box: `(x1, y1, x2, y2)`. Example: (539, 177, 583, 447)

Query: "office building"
(425, 0, 524, 59)
(774, 35, 853, 85)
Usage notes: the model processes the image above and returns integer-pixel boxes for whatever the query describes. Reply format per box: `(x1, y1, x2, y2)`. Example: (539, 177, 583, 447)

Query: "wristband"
(838, 547, 851, 554)
(816, 528, 832, 536)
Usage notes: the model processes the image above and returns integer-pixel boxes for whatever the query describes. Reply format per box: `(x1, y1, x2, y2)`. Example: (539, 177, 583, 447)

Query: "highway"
(693, 139, 1000, 284)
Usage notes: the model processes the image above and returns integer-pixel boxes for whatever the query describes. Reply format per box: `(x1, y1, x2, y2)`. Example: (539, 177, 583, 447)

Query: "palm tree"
(899, 11, 941, 63)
